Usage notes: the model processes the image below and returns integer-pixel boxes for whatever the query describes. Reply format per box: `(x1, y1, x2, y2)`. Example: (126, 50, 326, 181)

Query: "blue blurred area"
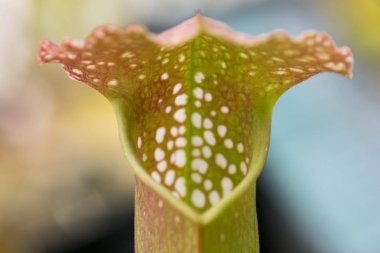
(222, 2, 380, 253)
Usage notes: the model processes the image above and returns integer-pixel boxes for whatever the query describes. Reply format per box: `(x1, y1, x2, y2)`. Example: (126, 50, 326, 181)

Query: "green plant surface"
(39, 14, 352, 253)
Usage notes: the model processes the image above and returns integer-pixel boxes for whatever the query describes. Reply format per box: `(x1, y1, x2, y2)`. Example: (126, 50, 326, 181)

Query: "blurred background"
(0, 0, 379, 252)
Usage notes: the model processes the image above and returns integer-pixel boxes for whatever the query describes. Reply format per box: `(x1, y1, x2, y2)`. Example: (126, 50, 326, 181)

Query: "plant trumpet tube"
(39, 14, 353, 253)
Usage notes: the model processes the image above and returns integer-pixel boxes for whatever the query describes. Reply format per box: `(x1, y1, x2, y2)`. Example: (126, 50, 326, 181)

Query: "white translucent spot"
(194, 72, 205, 83)
(161, 72, 169, 80)
(202, 146, 212, 159)
(173, 149, 186, 168)
(195, 100, 202, 108)
(167, 140, 174, 150)
(224, 139, 234, 149)
(173, 83, 183, 95)
(86, 65, 96, 70)
(221, 177, 233, 190)
(237, 143, 244, 153)
(215, 153, 227, 169)
(191, 173, 202, 183)
(162, 58, 169, 64)
(138, 74, 145, 80)
(121, 51, 134, 58)
(191, 158, 209, 174)
(220, 61, 227, 69)
(72, 69, 83, 75)
(217, 125, 227, 138)
(174, 108, 186, 123)
(155, 127, 166, 144)
(165, 106, 172, 114)
(157, 160, 167, 172)
(203, 118, 213, 129)
(175, 94, 188, 106)
(191, 136, 204, 147)
(240, 161, 248, 175)
(204, 180, 213, 191)
(240, 52, 248, 59)
(175, 177, 186, 197)
(289, 67, 304, 73)
(209, 191, 220, 205)
(192, 148, 201, 157)
(193, 87, 204, 99)
(158, 200, 163, 208)
(175, 137, 187, 147)
(192, 112, 202, 128)
(228, 164, 237, 174)
(275, 70, 287, 75)
(137, 136, 142, 149)
(107, 62, 115, 67)
(211, 110, 216, 117)
(192, 189, 206, 208)
(170, 127, 178, 137)
(204, 131, 216, 146)
(142, 153, 147, 162)
(107, 79, 119, 86)
(154, 148, 165, 161)
(179, 126, 186, 135)
(204, 93, 213, 102)
(221, 106, 230, 114)
(165, 170, 175, 186)
(151, 171, 161, 183)
(179, 54, 186, 62)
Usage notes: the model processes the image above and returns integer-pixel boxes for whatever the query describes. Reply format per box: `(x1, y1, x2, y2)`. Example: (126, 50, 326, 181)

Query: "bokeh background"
(1, 0, 379, 252)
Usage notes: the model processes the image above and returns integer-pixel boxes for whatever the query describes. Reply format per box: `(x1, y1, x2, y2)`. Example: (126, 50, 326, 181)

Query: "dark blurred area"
(1, 0, 379, 253)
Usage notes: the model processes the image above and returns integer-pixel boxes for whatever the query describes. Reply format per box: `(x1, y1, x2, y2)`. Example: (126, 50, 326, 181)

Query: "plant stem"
(135, 176, 259, 253)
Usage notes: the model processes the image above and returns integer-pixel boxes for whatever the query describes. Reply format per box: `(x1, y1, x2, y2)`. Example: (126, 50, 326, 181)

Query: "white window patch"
(175, 137, 187, 147)
(191, 158, 209, 174)
(237, 143, 244, 153)
(157, 160, 167, 172)
(224, 139, 234, 149)
(209, 191, 220, 205)
(173, 83, 183, 95)
(155, 127, 166, 144)
(191, 112, 202, 128)
(192, 189, 206, 208)
(193, 87, 204, 99)
(221, 106, 230, 114)
(240, 161, 248, 175)
(203, 118, 213, 129)
(228, 164, 237, 174)
(154, 148, 165, 161)
(204, 93, 213, 102)
(191, 173, 202, 183)
(161, 72, 169, 80)
(175, 177, 186, 197)
(217, 125, 227, 138)
(174, 108, 186, 123)
(194, 72, 205, 83)
(165, 170, 175, 186)
(215, 153, 227, 169)
(202, 146, 212, 159)
(151, 171, 161, 183)
(204, 180, 213, 191)
(204, 131, 216, 146)
(173, 149, 186, 168)
(175, 94, 188, 106)
(191, 136, 204, 147)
